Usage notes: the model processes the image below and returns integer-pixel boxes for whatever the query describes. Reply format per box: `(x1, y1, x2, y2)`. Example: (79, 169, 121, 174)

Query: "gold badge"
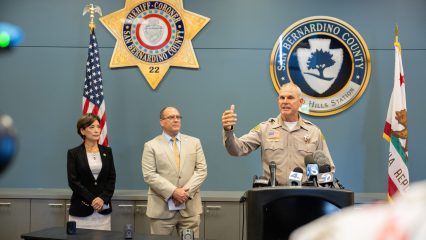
(304, 135, 311, 143)
(100, 0, 210, 89)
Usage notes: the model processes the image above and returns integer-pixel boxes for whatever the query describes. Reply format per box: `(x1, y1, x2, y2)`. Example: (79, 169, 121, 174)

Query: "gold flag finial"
(83, 4, 102, 33)
(394, 24, 401, 52)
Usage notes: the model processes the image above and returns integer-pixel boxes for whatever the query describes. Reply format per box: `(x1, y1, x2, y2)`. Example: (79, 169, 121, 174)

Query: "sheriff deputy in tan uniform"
(221, 83, 335, 185)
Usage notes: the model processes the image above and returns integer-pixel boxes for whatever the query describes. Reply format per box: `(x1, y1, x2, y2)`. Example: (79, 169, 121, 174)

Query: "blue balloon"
(0, 115, 17, 174)
(0, 135, 16, 162)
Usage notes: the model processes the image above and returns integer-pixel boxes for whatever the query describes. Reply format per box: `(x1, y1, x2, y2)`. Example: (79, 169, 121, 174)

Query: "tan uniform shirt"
(223, 115, 334, 185)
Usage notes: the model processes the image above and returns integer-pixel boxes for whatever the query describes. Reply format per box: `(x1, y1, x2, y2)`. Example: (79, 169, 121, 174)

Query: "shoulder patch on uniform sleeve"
(250, 124, 261, 132)
(321, 132, 326, 141)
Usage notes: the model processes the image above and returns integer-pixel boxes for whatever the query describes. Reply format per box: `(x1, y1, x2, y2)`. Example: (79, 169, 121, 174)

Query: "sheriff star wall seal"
(270, 16, 371, 116)
(100, 0, 209, 89)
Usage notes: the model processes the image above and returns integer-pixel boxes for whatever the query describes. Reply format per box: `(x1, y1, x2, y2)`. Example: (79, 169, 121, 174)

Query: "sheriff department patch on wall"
(122, 1, 185, 64)
(101, 0, 209, 90)
(270, 16, 371, 116)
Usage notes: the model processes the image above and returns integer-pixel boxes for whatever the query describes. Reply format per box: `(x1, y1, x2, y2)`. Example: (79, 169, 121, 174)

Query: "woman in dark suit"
(67, 113, 116, 230)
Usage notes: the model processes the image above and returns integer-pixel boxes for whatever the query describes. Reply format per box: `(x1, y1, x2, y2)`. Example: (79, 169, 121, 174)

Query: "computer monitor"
(245, 187, 354, 240)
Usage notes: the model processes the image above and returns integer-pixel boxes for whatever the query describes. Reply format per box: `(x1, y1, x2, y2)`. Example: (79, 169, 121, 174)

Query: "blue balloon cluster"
(0, 115, 17, 174)
(0, 22, 24, 48)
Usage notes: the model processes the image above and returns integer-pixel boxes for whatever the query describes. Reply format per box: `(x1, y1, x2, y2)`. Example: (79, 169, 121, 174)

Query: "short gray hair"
(281, 83, 302, 97)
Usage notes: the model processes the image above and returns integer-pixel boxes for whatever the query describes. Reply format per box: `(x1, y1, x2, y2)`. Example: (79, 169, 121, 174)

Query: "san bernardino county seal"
(270, 16, 371, 116)
(100, 0, 210, 89)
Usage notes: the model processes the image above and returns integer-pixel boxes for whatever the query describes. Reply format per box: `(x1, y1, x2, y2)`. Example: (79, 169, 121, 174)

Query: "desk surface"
(21, 227, 180, 240)
(0, 188, 387, 203)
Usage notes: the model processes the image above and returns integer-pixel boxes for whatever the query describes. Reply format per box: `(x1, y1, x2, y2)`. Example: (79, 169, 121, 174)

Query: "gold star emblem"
(100, 0, 209, 89)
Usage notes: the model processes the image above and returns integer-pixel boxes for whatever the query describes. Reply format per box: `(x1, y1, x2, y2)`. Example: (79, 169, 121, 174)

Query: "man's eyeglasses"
(161, 115, 182, 121)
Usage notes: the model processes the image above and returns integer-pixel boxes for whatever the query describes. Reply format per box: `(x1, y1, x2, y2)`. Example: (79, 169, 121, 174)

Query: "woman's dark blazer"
(67, 144, 116, 217)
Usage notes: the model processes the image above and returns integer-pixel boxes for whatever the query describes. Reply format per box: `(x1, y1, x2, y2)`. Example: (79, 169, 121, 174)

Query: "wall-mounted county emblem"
(270, 16, 371, 116)
(100, 0, 209, 89)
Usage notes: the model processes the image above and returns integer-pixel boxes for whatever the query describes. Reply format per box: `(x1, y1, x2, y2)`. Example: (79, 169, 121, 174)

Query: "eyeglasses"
(161, 115, 182, 121)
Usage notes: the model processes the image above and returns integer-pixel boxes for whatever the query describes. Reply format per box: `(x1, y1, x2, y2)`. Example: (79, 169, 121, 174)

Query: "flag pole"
(83, 4, 103, 33)
(81, 4, 109, 146)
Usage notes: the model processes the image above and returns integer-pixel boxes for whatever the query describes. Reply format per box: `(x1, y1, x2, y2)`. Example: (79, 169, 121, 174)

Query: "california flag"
(383, 43, 409, 200)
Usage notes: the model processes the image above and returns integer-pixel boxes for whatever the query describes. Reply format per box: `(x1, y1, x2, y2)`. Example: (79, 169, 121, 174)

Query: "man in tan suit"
(142, 106, 207, 238)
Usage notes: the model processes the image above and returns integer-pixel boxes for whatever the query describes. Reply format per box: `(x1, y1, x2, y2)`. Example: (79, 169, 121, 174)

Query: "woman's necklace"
(85, 143, 99, 160)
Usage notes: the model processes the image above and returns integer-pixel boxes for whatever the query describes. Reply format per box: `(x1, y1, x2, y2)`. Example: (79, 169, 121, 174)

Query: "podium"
(245, 187, 354, 240)
(21, 226, 181, 240)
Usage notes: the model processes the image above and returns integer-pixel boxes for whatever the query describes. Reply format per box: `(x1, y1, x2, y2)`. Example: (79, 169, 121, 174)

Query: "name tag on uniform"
(267, 131, 280, 142)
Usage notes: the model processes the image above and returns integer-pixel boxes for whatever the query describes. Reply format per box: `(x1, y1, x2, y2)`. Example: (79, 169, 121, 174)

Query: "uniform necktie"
(172, 137, 180, 170)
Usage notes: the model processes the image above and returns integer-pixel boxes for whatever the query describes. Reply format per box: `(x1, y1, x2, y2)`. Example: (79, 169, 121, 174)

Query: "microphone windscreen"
(304, 154, 315, 166)
(313, 150, 330, 166)
(293, 167, 303, 173)
(319, 164, 331, 173)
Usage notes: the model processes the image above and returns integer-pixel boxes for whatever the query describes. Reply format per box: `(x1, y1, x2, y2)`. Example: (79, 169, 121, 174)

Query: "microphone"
(314, 150, 341, 188)
(252, 175, 270, 188)
(313, 150, 331, 167)
(318, 164, 334, 187)
(304, 154, 315, 165)
(288, 167, 303, 186)
(319, 164, 331, 173)
(252, 175, 258, 187)
(269, 161, 277, 187)
(304, 154, 318, 187)
(306, 164, 319, 187)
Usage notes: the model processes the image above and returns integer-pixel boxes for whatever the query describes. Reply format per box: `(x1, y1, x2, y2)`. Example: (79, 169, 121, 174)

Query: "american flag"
(82, 30, 109, 146)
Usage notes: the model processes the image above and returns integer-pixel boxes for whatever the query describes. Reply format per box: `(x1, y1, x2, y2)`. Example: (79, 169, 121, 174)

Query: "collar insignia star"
(100, 0, 210, 89)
